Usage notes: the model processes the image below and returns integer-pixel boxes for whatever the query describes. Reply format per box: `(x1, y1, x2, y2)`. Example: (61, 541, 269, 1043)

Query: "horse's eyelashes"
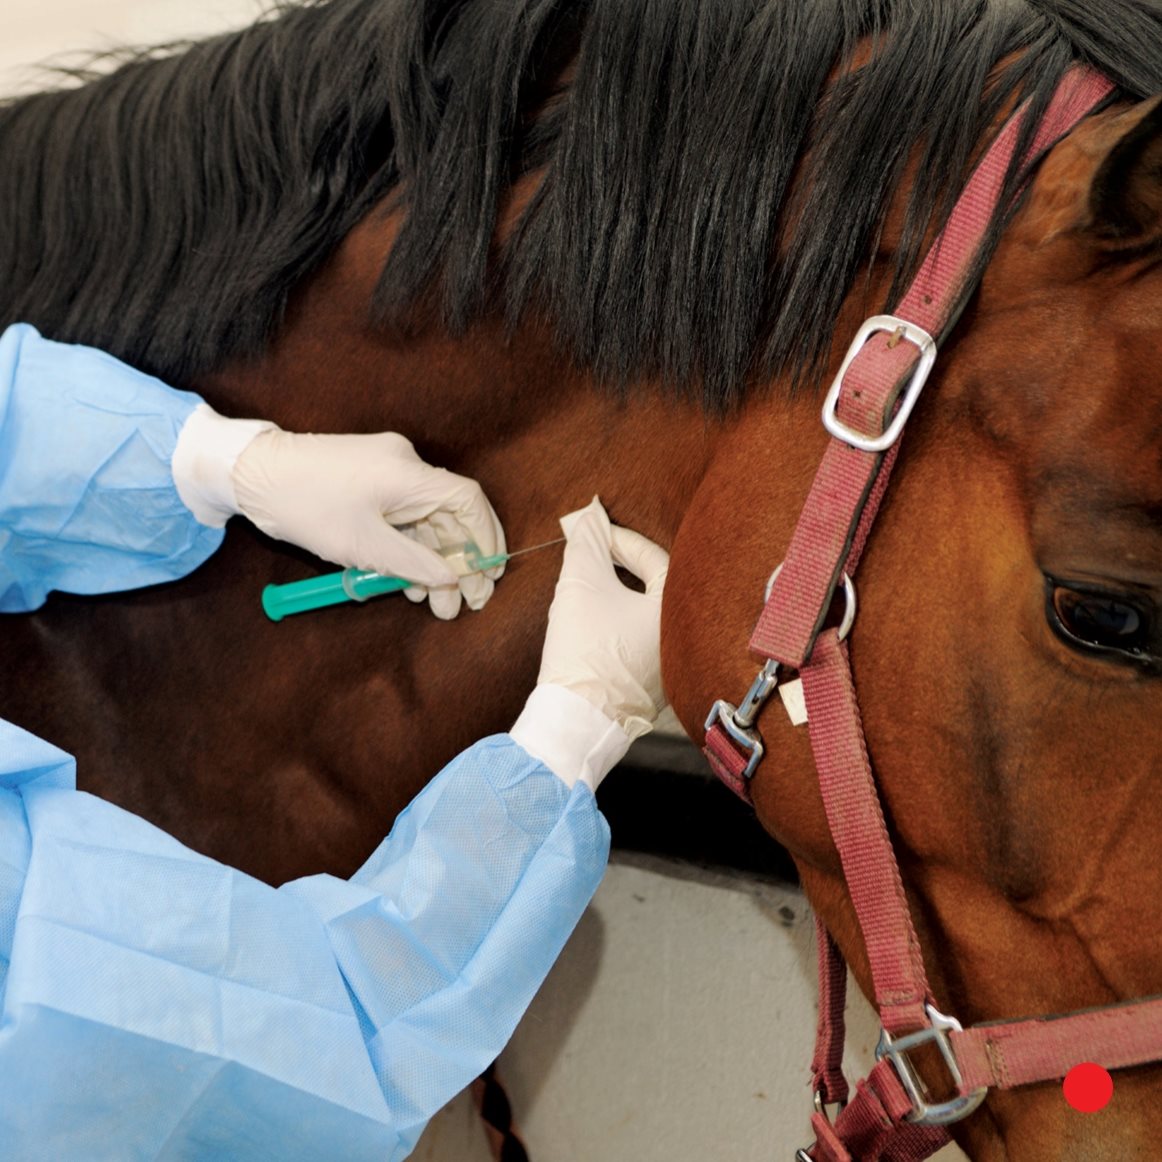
(1045, 577, 1157, 667)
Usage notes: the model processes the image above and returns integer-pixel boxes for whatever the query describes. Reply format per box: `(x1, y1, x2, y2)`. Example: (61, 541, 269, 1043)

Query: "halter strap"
(753, 66, 1118, 670)
(954, 997, 1162, 1091)
(702, 66, 1133, 1160)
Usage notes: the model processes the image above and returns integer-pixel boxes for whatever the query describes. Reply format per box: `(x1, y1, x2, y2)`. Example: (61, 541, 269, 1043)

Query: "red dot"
(1063, 1063, 1113, 1113)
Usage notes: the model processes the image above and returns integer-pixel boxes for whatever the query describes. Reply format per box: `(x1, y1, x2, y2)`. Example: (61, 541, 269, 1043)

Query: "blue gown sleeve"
(0, 719, 610, 1161)
(0, 323, 224, 613)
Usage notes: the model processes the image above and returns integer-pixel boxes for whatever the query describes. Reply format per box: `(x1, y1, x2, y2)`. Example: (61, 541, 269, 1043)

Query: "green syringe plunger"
(262, 542, 508, 622)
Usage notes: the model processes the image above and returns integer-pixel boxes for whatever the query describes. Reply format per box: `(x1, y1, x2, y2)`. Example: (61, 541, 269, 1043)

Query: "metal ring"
(764, 564, 857, 642)
(812, 1087, 848, 1122)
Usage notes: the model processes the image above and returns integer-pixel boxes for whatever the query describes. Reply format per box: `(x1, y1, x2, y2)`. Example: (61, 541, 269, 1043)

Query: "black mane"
(4, 0, 1162, 407)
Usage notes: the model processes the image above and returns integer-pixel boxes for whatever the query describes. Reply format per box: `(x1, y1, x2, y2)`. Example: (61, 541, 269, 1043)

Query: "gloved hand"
(171, 404, 505, 620)
(510, 497, 669, 790)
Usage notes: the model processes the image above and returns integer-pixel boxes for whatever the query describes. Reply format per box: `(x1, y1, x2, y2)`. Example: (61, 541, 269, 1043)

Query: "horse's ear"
(1089, 97, 1162, 244)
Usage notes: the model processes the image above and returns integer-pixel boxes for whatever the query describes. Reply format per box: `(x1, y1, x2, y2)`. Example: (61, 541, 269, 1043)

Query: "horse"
(4, 1, 1162, 1157)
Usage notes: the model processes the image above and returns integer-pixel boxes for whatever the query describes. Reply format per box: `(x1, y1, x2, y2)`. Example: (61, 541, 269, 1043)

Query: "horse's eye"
(1046, 578, 1154, 661)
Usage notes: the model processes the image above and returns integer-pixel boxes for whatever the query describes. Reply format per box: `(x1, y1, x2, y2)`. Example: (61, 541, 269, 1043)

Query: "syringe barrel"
(261, 541, 498, 622)
(262, 570, 411, 621)
(341, 570, 413, 601)
(263, 574, 350, 621)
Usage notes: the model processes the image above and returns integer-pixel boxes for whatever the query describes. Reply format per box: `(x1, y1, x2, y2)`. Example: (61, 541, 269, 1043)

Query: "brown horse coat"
(7, 5, 1162, 1157)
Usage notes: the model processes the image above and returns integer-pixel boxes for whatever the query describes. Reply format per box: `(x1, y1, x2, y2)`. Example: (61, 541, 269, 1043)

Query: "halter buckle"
(875, 1004, 988, 1126)
(822, 314, 937, 453)
(704, 702, 763, 780)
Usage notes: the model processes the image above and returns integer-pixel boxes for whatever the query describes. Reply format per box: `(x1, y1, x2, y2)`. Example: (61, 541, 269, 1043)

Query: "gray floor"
(489, 856, 968, 1161)
(417, 854, 968, 1160)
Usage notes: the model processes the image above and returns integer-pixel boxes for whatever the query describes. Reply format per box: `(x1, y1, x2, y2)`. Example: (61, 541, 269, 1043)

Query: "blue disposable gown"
(0, 324, 611, 1159)
(0, 323, 225, 612)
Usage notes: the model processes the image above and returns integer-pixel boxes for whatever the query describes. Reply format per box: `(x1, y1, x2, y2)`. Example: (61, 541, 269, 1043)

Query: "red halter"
(702, 68, 1162, 1161)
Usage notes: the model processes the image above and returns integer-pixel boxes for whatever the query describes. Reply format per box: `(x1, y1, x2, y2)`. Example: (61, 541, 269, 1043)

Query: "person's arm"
(0, 324, 503, 617)
(282, 497, 669, 1154)
(282, 733, 610, 1156)
(0, 498, 666, 1160)
(0, 725, 606, 1162)
(0, 323, 223, 612)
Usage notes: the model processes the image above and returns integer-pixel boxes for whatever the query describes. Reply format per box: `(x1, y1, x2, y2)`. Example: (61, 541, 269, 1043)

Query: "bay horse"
(4, 1, 1162, 1157)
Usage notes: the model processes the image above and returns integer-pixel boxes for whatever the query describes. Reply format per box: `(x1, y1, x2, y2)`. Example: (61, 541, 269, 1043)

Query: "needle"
(497, 536, 566, 561)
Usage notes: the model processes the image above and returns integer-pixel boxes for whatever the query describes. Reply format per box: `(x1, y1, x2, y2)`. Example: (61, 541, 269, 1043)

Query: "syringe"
(261, 538, 563, 622)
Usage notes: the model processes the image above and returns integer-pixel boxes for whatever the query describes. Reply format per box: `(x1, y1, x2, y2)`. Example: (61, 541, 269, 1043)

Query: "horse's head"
(663, 95, 1162, 1160)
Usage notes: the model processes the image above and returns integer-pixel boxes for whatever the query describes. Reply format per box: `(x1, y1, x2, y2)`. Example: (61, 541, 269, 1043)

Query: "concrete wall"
(1, 6, 969, 1159)
(0, 0, 265, 93)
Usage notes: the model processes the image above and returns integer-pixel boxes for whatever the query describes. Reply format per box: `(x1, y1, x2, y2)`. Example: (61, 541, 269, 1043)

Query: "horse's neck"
(114, 210, 715, 881)
(199, 206, 717, 551)
(0, 188, 714, 885)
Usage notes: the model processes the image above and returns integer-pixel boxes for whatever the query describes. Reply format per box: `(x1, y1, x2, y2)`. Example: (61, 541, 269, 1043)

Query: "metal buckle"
(704, 655, 779, 781)
(875, 1004, 988, 1126)
(821, 314, 937, 453)
(704, 698, 766, 781)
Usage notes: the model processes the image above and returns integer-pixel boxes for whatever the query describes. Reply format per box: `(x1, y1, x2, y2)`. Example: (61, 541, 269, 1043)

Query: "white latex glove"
(171, 404, 505, 620)
(510, 497, 669, 790)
